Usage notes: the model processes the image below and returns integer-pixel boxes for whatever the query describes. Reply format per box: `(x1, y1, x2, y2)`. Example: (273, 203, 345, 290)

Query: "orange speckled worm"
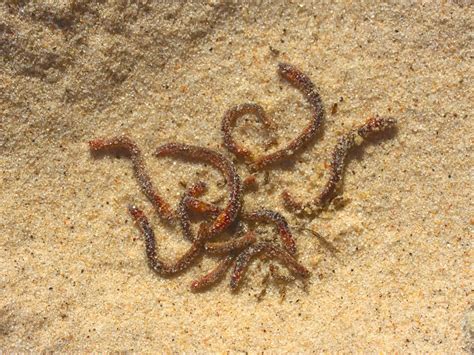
(222, 63, 324, 170)
(230, 241, 310, 290)
(190, 255, 236, 292)
(282, 116, 397, 211)
(222, 103, 276, 161)
(128, 205, 207, 275)
(244, 209, 296, 255)
(254, 63, 324, 169)
(155, 143, 243, 237)
(89, 136, 174, 221)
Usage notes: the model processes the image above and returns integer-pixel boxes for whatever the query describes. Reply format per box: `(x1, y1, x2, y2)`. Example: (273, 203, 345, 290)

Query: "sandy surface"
(1, 1, 473, 352)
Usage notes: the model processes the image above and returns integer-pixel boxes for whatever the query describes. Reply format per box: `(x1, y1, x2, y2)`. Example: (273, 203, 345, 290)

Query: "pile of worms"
(89, 63, 396, 293)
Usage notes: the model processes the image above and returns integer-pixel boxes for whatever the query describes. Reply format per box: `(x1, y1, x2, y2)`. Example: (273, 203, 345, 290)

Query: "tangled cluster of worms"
(89, 63, 396, 294)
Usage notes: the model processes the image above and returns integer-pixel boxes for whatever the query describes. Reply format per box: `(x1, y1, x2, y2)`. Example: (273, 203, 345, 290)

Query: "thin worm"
(230, 241, 310, 290)
(281, 190, 304, 212)
(222, 103, 276, 161)
(183, 198, 296, 255)
(204, 230, 256, 254)
(316, 131, 357, 205)
(89, 136, 174, 221)
(179, 191, 254, 253)
(269, 263, 295, 283)
(282, 116, 397, 211)
(128, 205, 206, 276)
(244, 209, 296, 255)
(155, 143, 242, 236)
(253, 63, 324, 169)
(190, 255, 235, 292)
(177, 181, 208, 242)
(182, 196, 221, 216)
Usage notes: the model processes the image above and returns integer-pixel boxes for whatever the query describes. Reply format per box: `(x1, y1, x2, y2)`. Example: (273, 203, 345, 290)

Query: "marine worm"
(253, 63, 324, 169)
(190, 255, 236, 292)
(177, 181, 208, 242)
(182, 196, 221, 216)
(155, 143, 242, 236)
(182, 198, 296, 254)
(230, 241, 310, 290)
(204, 230, 256, 254)
(282, 116, 397, 211)
(128, 205, 206, 275)
(244, 209, 296, 255)
(222, 103, 276, 161)
(89, 136, 174, 221)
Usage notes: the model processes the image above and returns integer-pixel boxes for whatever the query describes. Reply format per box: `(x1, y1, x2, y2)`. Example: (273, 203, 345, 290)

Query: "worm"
(128, 205, 206, 275)
(155, 143, 242, 236)
(222, 103, 276, 161)
(244, 209, 296, 255)
(282, 116, 397, 211)
(182, 197, 296, 255)
(89, 136, 174, 221)
(230, 241, 310, 290)
(182, 196, 221, 216)
(204, 230, 256, 254)
(221, 63, 324, 170)
(177, 181, 209, 242)
(253, 63, 324, 169)
(190, 255, 236, 292)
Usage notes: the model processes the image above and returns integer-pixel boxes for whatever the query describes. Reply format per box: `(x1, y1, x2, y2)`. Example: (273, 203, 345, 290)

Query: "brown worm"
(221, 63, 324, 170)
(190, 255, 236, 292)
(230, 241, 310, 290)
(89, 136, 174, 221)
(282, 116, 397, 211)
(155, 143, 242, 237)
(222, 103, 276, 162)
(253, 63, 325, 169)
(128, 205, 207, 275)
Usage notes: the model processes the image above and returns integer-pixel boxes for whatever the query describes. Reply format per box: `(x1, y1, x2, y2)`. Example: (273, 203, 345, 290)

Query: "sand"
(1, 1, 473, 352)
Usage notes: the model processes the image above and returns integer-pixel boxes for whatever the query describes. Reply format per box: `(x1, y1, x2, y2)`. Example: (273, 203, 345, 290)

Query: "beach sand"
(1, 1, 472, 352)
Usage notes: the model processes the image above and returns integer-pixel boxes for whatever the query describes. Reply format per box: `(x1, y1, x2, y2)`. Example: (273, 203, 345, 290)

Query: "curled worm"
(190, 255, 236, 292)
(128, 205, 206, 275)
(222, 103, 276, 162)
(155, 143, 242, 237)
(230, 241, 310, 290)
(282, 116, 397, 211)
(222, 63, 324, 170)
(253, 63, 324, 169)
(89, 136, 174, 221)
